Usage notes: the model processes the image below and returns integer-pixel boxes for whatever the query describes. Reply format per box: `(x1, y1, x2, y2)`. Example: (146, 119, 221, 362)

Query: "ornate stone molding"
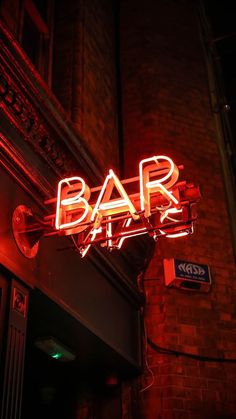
(0, 62, 78, 177)
(0, 19, 101, 184)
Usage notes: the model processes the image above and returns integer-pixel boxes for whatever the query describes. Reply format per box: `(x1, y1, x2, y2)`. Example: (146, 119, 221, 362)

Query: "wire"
(71, 235, 82, 255)
(140, 356, 155, 393)
(140, 317, 155, 393)
(147, 337, 236, 363)
(137, 258, 157, 393)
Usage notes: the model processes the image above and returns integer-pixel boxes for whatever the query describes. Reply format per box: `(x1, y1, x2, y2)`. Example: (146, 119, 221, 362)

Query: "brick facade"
(1, 0, 236, 417)
(53, 0, 119, 174)
(120, 0, 236, 418)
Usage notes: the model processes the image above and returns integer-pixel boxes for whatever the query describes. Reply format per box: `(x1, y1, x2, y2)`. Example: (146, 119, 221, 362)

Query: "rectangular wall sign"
(164, 258, 211, 292)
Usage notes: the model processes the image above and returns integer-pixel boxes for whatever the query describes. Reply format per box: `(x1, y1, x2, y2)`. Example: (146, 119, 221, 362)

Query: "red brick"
(120, 0, 236, 417)
(53, 0, 119, 173)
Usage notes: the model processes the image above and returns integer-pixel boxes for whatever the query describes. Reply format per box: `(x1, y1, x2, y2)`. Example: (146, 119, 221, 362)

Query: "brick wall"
(53, 0, 119, 174)
(120, 0, 236, 418)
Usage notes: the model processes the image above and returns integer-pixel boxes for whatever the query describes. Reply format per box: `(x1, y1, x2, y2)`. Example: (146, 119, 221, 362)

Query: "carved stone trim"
(0, 68, 75, 176)
(0, 20, 101, 183)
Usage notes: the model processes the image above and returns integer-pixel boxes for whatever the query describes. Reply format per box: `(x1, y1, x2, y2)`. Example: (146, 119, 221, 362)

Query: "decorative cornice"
(0, 19, 102, 183)
(0, 63, 77, 177)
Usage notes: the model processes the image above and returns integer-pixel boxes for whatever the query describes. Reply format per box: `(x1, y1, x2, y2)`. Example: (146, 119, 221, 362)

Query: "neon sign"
(43, 155, 200, 257)
(12, 155, 201, 258)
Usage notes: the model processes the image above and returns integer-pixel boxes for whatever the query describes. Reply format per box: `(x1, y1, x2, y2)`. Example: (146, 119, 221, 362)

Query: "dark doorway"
(22, 289, 123, 419)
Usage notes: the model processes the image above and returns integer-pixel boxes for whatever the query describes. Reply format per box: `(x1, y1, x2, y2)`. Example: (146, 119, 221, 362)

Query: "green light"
(51, 352, 62, 360)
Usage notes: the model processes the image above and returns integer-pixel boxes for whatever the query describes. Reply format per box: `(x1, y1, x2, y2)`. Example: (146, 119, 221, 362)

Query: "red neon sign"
(42, 155, 200, 257)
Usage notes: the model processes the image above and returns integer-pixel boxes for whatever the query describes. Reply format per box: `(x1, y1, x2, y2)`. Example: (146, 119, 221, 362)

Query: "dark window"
(19, 0, 54, 85)
(33, 0, 50, 23)
(21, 12, 41, 68)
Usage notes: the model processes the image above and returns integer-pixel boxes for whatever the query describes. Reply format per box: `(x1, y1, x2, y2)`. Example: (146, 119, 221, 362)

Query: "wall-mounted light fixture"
(34, 336, 76, 362)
